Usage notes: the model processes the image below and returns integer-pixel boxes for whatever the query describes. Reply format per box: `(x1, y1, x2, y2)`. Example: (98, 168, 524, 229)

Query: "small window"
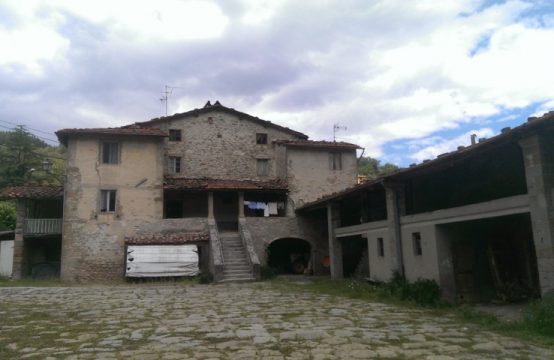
(329, 152, 342, 170)
(412, 232, 422, 256)
(377, 237, 384, 257)
(257, 159, 269, 176)
(102, 142, 119, 164)
(100, 190, 117, 212)
(169, 129, 181, 141)
(256, 133, 268, 145)
(168, 156, 181, 174)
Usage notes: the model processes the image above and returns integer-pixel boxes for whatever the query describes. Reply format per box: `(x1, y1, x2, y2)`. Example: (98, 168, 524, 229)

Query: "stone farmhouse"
(0, 102, 360, 282)
(1, 103, 553, 304)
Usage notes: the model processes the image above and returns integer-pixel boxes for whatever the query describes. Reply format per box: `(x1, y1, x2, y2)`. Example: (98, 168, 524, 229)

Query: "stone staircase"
(219, 232, 255, 282)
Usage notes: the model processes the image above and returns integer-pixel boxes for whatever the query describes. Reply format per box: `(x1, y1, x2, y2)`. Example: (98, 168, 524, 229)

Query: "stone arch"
(266, 237, 313, 275)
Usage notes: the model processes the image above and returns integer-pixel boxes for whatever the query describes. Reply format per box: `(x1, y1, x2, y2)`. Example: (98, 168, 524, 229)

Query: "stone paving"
(0, 281, 552, 359)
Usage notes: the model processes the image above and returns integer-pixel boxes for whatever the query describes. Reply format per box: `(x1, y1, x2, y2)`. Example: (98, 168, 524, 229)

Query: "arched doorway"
(267, 238, 311, 274)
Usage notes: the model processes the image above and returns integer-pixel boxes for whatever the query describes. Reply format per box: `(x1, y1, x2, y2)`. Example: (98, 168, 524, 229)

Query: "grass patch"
(0, 277, 66, 287)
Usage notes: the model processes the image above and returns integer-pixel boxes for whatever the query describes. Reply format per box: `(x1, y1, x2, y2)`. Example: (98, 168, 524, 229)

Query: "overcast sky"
(1, 0, 554, 166)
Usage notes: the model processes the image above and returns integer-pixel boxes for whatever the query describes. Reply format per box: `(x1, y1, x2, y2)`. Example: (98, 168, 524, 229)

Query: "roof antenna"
(333, 123, 347, 142)
(160, 85, 183, 116)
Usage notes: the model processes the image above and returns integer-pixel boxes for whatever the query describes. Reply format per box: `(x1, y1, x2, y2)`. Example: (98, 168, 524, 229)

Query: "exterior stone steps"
(218, 231, 255, 283)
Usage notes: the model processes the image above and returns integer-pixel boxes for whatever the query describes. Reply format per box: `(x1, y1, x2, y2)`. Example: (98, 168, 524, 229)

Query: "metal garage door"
(125, 245, 199, 277)
(0, 240, 14, 277)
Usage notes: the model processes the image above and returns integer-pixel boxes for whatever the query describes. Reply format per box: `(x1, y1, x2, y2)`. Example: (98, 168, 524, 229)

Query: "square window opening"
(169, 129, 182, 141)
(256, 133, 268, 145)
(100, 190, 117, 212)
(257, 159, 269, 176)
(102, 142, 119, 164)
(412, 232, 422, 256)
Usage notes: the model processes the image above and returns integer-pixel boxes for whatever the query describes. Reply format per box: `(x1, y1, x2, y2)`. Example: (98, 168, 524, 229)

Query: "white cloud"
(409, 128, 495, 162)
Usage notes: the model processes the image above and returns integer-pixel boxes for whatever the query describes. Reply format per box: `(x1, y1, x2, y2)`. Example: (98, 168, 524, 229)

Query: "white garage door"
(126, 245, 199, 277)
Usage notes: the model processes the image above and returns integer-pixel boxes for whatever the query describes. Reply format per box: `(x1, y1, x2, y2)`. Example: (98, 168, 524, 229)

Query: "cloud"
(408, 128, 495, 162)
(0, 0, 553, 167)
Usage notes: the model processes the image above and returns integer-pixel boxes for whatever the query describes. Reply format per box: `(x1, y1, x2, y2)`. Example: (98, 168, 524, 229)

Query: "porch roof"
(164, 177, 288, 191)
(125, 232, 209, 245)
(0, 185, 64, 200)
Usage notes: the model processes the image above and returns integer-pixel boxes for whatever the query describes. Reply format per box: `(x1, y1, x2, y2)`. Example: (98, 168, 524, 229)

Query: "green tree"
(0, 126, 65, 189)
(358, 156, 399, 180)
(0, 201, 16, 230)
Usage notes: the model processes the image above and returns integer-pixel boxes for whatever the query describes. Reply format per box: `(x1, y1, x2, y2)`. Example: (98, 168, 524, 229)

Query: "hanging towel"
(268, 202, 278, 215)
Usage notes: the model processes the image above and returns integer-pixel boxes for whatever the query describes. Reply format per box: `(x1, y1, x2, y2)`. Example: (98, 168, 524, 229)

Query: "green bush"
(0, 201, 16, 230)
(197, 272, 214, 284)
(261, 266, 278, 280)
(380, 272, 442, 306)
(522, 291, 554, 336)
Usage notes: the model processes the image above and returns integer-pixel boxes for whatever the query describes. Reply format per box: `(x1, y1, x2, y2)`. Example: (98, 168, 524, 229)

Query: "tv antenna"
(333, 123, 347, 141)
(160, 85, 183, 116)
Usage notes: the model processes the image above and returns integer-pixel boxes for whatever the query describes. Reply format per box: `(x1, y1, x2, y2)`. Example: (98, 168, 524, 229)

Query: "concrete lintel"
(400, 194, 529, 227)
(335, 220, 388, 238)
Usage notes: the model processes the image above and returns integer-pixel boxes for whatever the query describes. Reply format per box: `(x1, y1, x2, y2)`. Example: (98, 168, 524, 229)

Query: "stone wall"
(61, 136, 210, 281)
(159, 111, 301, 180)
(286, 147, 358, 207)
(244, 216, 329, 275)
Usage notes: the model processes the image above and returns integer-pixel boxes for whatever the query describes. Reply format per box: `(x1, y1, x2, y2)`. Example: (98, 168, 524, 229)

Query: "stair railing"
(238, 218, 261, 280)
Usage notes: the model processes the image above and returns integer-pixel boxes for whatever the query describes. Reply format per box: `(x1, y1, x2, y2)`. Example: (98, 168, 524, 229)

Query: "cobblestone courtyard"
(0, 281, 552, 359)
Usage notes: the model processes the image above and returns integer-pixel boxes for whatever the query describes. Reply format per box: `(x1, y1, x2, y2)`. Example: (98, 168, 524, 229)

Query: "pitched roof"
(297, 111, 554, 211)
(273, 139, 361, 150)
(125, 232, 209, 245)
(164, 177, 288, 191)
(0, 185, 64, 199)
(130, 101, 309, 140)
(56, 127, 167, 145)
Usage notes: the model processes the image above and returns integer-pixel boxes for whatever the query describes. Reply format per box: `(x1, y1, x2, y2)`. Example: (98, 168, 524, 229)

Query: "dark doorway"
(24, 236, 61, 278)
(267, 238, 311, 274)
(341, 235, 368, 278)
(440, 213, 540, 303)
(214, 192, 238, 231)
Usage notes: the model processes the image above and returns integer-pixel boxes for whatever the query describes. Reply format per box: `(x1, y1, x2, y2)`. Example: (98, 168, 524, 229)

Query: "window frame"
(256, 159, 269, 176)
(168, 156, 181, 174)
(101, 142, 120, 165)
(329, 152, 342, 170)
(256, 133, 268, 145)
(100, 189, 117, 213)
(169, 129, 182, 142)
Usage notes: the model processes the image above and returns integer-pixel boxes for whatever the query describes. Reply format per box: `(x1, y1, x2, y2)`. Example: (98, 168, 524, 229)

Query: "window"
(377, 237, 385, 257)
(100, 190, 117, 212)
(412, 232, 422, 256)
(329, 152, 342, 170)
(168, 156, 181, 174)
(169, 129, 182, 141)
(257, 159, 269, 176)
(102, 142, 119, 164)
(256, 133, 268, 144)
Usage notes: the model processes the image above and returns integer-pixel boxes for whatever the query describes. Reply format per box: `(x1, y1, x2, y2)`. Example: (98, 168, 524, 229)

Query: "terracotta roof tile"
(0, 185, 64, 199)
(164, 177, 288, 191)
(56, 127, 167, 145)
(125, 232, 209, 245)
(273, 139, 361, 150)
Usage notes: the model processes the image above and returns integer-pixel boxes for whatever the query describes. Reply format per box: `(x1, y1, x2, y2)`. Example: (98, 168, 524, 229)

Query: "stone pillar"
(238, 191, 245, 218)
(384, 183, 405, 277)
(519, 134, 554, 295)
(208, 192, 214, 219)
(326, 202, 343, 278)
(12, 199, 26, 279)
